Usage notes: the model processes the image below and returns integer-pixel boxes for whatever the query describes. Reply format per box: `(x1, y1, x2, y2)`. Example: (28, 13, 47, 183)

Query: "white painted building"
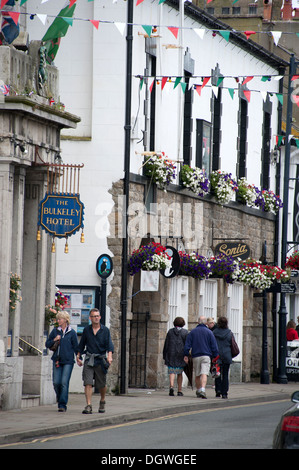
(23, 0, 290, 392)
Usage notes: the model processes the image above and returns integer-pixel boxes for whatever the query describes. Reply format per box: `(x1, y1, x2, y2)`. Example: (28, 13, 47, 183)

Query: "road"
(1, 399, 290, 451)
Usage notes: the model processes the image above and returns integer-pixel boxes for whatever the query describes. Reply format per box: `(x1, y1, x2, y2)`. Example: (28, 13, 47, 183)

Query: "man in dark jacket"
(184, 316, 219, 399)
(77, 308, 114, 414)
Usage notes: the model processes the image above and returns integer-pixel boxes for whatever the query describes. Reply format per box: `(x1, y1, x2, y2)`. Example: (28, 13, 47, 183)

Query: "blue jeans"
(52, 363, 74, 410)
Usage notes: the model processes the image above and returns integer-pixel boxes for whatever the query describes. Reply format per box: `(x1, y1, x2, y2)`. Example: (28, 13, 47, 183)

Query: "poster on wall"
(286, 340, 299, 382)
(58, 287, 99, 334)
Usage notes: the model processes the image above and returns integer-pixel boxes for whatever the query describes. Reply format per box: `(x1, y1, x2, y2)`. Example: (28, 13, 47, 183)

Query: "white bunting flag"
(115, 22, 126, 36)
(272, 31, 282, 46)
(37, 14, 47, 25)
(194, 28, 205, 40)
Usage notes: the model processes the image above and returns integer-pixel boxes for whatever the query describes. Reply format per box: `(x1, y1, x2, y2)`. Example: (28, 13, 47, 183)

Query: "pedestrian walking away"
(184, 316, 219, 399)
(163, 317, 189, 396)
(46, 311, 79, 412)
(213, 316, 234, 399)
(77, 308, 114, 414)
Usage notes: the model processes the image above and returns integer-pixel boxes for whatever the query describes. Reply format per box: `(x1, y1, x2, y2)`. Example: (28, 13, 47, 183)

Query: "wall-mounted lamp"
(14, 141, 28, 155)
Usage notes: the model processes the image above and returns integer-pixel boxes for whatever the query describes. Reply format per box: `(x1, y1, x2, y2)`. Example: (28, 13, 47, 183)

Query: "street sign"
(267, 282, 297, 294)
(96, 254, 113, 279)
(160, 246, 180, 278)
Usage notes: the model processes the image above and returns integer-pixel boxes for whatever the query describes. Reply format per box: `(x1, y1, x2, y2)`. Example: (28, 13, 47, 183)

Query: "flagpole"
(120, 0, 134, 395)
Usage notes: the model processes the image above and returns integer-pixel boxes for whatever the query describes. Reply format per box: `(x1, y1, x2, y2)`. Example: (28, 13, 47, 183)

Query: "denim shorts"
(83, 362, 106, 389)
(193, 356, 211, 376)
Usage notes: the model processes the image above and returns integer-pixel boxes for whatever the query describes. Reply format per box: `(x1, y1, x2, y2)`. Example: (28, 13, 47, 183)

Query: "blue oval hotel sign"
(39, 193, 84, 238)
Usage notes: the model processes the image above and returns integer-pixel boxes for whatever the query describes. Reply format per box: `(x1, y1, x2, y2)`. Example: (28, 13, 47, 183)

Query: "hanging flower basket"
(9, 273, 22, 312)
(210, 170, 238, 205)
(236, 178, 260, 207)
(180, 164, 210, 197)
(255, 189, 283, 214)
(179, 251, 211, 279)
(208, 255, 240, 284)
(143, 153, 176, 191)
(45, 288, 68, 326)
(286, 251, 299, 270)
(237, 259, 272, 290)
(128, 242, 171, 275)
(260, 264, 290, 283)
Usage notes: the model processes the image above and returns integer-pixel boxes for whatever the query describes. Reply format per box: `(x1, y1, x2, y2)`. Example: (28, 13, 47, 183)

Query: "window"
(232, 6, 240, 14)
(248, 4, 257, 14)
(207, 7, 214, 14)
(150, 55, 156, 151)
(183, 73, 193, 166)
(237, 96, 248, 179)
(212, 87, 222, 171)
(227, 283, 243, 361)
(199, 280, 217, 318)
(222, 7, 230, 14)
(196, 119, 212, 177)
(261, 112, 271, 190)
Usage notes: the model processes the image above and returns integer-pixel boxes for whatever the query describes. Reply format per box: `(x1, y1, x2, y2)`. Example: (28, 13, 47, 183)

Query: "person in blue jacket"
(184, 316, 219, 399)
(46, 311, 79, 412)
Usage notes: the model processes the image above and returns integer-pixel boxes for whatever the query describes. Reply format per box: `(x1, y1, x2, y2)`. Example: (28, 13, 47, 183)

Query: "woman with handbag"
(46, 311, 79, 412)
(213, 316, 237, 399)
(163, 317, 188, 396)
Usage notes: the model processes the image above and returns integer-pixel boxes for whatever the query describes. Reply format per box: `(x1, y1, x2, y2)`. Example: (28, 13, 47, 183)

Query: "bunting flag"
(180, 82, 187, 93)
(219, 31, 230, 42)
(161, 76, 168, 90)
(20, 0, 28, 5)
(228, 88, 235, 99)
(37, 14, 47, 25)
(142, 25, 152, 37)
(244, 31, 256, 40)
(272, 31, 282, 46)
(115, 22, 126, 36)
(1, 0, 9, 7)
(69, 0, 77, 7)
(291, 75, 299, 82)
(195, 85, 202, 97)
(243, 90, 251, 103)
(194, 28, 205, 39)
(294, 96, 299, 108)
(90, 19, 99, 29)
(168, 27, 179, 39)
(149, 79, 155, 93)
(174, 76, 182, 89)
(202, 77, 210, 88)
(242, 76, 253, 85)
(136, 0, 144, 5)
(276, 93, 283, 105)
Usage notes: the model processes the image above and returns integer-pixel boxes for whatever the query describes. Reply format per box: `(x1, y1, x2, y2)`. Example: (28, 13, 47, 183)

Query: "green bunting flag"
(20, 0, 28, 5)
(276, 93, 283, 105)
(174, 77, 182, 89)
(219, 31, 230, 42)
(180, 82, 187, 93)
(142, 25, 152, 37)
(296, 139, 299, 149)
(228, 88, 235, 100)
(216, 77, 224, 87)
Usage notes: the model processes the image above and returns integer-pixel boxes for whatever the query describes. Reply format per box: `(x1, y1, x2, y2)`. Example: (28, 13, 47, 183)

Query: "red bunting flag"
(202, 77, 210, 88)
(149, 79, 155, 93)
(90, 19, 100, 29)
(244, 31, 256, 40)
(69, 0, 77, 7)
(8, 11, 20, 26)
(161, 77, 168, 90)
(168, 27, 179, 39)
(293, 96, 299, 107)
(242, 76, 253, 85)
(291, 75, 299, 81)
(195, 85, 202, 96)
(0, 0, 9, 8)
(136, 0, 144, 5)
(243, 90, 251, 103)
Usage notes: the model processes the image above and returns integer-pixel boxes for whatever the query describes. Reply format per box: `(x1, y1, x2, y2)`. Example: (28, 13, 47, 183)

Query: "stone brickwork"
(107, 176, 276, 389)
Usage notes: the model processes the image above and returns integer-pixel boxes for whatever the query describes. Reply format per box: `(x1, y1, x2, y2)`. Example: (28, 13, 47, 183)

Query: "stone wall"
(107, 176, 276, 389)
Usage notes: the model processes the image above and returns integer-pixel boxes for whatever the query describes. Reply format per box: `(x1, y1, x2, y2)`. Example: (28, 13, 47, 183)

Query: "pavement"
(0, 382, 299, 446)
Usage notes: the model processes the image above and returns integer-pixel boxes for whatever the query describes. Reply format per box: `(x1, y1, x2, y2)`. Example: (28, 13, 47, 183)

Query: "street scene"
(1, 0, 299, 454)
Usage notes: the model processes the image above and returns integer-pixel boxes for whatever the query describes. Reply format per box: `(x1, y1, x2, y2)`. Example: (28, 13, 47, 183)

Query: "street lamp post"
(277, 54, 297, 384)
(120, 0, 134, 394)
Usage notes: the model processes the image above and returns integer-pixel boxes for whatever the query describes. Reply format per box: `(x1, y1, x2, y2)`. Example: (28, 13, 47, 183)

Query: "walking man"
(184, 316, 219, 399)
(77, 308, 114, 414)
